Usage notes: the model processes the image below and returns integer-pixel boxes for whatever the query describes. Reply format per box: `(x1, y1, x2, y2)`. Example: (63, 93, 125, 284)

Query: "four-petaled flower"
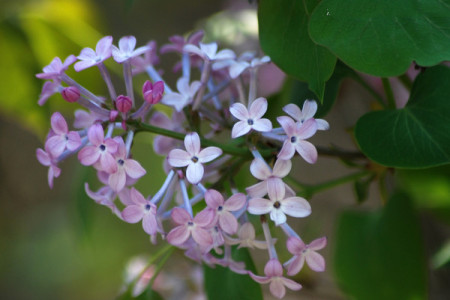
(121, 188, 159, 235)
(183, 42, 235, 62)
(248, 179, 311, 226)
(283, 101, 329, 130)
(249, 258, 302, 299)
(36, 55, 77, 80)
(36, 148, 61, 189)
(167, 132, 222, 184)
(224, 222, 269, 250)
(285, 236, 327, 275)
(74, 36, 113, 71)
(45, 112, 81, 158)
(112, 36, 149, 63)
(204, 189, 246, 235)
(230, 97, 272, 138)
(277, 117, 318, 163)
(166, 207, 215, 247)
(161, 77, 201, 112)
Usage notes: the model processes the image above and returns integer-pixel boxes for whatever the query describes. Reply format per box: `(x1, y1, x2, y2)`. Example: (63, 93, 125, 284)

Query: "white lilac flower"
(283, 101, 329, 130)
(229, 97, 272, 138)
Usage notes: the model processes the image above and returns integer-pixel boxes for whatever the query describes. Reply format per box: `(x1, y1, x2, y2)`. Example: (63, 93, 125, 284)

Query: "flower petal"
(198, 146, 222, 163)
(142, 213, 158, 235)
(219, 211, 238, 234)
(277, 140, 296, 160)
(277, 116, 296, 136)
(230, 103, 249, 120)
(223, 193, 246, 211)
(286, 255, 305, 276)
(305, 251, 326, 272)
(246, 181, 268, 198)
(192, 227, 213, 246)
(267, 178, 285, 201)
(249, 273, 271, 284)
(270, 209, 287, 226)
(309, 236, 327, 251)
(295, 141, 318, 164)
(281, 197, 311, 218)
(283, 103, 302, 121)
(249, 97, 268, 119)
(287, 237, 306, 254)
(168, 149, 191, 167)
(109, 169, 126, 192)
(124, 159, 146, 178)
(194, 208, 215, 227)
(78, 146, 100, 166)
(250, 158, 271, 180)
(301, 100, 318, 120)
(264, 259, 283, 277)
(248, 198, 272, 215)
(88, 123, 104, 145)
(122, 205, 144, 223)
(316, 118, 330, 130)
(269, 280, 286, 299)
(186, 162, 204, 184)
(231, 121, 251, 138)
(272, 159, 292, 178)
(297, 118, 318, 139)
(205, 189, 224, 209)
(167, 225, 190, 245)
(51, 112, 68, 134)
(184, 132, 201, 155)
(171, 207, 192, 224)
(252, 119, 272, 132)
(280, 277, 302, 291)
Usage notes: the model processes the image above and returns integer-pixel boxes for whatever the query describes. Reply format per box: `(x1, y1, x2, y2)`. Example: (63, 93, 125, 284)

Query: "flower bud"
(61, 86, 80, 103)
(142, 80, 164, 104)
(109, 110, 119, 122)
(116, 95, 132, 113)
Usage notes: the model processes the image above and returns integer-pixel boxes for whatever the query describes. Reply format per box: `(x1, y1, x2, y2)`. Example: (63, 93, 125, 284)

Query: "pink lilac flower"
(248, 180, 311, 226)
(224, 222, 269, 250)
(45, 112, 81, 158)
(36, 148, 61, 189)
(108, 138, 146, 192)
(277, 117, 318, 163)
(229, 97, 272, 138)
(160, 30, 204, 54)
(183, 42, 235, 62)
(38, 81, 60, 106)
(204, 189, 246, 235)
(73, 109, 108, 129)
(167, 132, 222, 184)
(84, 183, 124, 219)
(283, 101, 329, 130)
(121, 188, 158, 235)
(228, 56, 271, 79)
(74, 36, 113, 71)
(161, 77, 201, 112)
(142, 80, 164, 104)
(112, 36, 149, 63)
(166, 207, 215, 247)
(246, 158, 295, 198)
(78, 123, 118, 173)
(131, 41, 160, 74)
(285, 236, 327, 275)
(36, 55, 77, 80)
(249, 258, 302, 299)
(61, 86, 80, 103)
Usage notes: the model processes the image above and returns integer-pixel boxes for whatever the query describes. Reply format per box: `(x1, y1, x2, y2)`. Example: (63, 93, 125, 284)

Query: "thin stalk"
(381, 78, 396, 109)
(352, 73, 386, 108)
(398, 74, 413, 90)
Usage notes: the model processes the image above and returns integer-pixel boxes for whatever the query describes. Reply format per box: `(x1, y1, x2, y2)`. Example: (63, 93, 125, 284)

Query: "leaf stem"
(381, 78, 396, 109)
(352, 73, 386, 108)
(398, 74, 413, 90)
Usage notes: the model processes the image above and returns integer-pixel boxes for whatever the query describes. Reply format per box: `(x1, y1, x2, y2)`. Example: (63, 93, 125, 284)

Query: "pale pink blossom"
(204, 189, 246, 235)
(248, 180, 311, 226)
(74, 36, 113, 71)
(45, 112, 81, 158)
(167, 132, 222, 184)
(285, 236, 327, 275)
(283, 101, 329, 130)
(246, 158, 295, 198)
(108, 138, 146, 192)
(277, 117, 318, 163)
(78, 123, 118, 173)
(36, 148, 61, 189)
(73, 109, 108, 129)
(249, 259, 302, 299)
(230, 97, 272, 138)
(228, 56, 271, 79)
(224, 222, 269, 250)
(166, 207, 215, 247)
(121, 188, 158, 235)
(38, 81, 60, 106)
(112, 36, 149, 63)
(161, 77, 201, 112)
(36, 55, 77, 80)
(183, 42, 235, 62)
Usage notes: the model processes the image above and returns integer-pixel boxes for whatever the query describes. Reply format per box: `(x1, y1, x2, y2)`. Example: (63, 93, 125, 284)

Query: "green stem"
(149, 246, 175, 287)
(398, 74, 413, 90)
(381, 77, 396, 109)
(352, 73, 386, 108)
(288, 170, 371, 197)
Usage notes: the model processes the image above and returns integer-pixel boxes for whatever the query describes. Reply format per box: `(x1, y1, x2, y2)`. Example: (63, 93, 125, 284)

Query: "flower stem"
(381, 77, 396, 109)
(352, 73, 386, 108)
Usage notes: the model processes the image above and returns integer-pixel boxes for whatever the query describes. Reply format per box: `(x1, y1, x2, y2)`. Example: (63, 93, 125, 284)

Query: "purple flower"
(142, 80, 164, 104)
(204, 189, 246, 235)
(38, 81, 60, 106)
(285, 236, 327, 275)
(167, 132, 222, 184)
(249, 259, 302, 299)
(45, 112, 81, 158)
(248, 180, 311, 226)
(228, 56, 271, 79)
(36, 55, 77, 80)
(131, 41, 160, 74)
(84, 183, 124, 219)
(161, 77, 201, 112)
(183, 42, 235, 62)
(229, 97, 272, 138)
(166, 207, 215, 247)
(74, 36, 113, 71)
(36, 148, 61, 189)
(121, 188, 158, 235)
(112, 36, 149, 63)
(160, 30, 204, 54)
(283, 101, 329, 130)
(78, 123, 118, 173)
(277, 117, 318, 163)
(224, 222, 269, 250)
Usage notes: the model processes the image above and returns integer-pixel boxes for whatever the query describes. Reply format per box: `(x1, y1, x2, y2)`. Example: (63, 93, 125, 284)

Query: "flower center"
(187, 221, 194, 226)
(118, 159, 125, 166)
(191, 156, 199, 163)
(290, 136, 297, 143)
(218, 206, 223, 211)
(273, 201, 281, 209)
(99, 144, 106, 151)
(145, 204, 151, 211)
(247, 119, 254, 125)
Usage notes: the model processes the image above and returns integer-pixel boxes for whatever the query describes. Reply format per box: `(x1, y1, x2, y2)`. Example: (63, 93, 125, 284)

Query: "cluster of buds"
(36, 30, 328, 299)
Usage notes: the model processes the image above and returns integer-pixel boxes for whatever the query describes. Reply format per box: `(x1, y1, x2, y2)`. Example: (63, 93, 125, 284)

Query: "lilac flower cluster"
(36, 30, 328, 299)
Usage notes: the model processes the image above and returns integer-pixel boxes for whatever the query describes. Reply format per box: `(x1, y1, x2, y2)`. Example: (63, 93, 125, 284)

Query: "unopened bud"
(143, 80, 164, 104)
(61, 86, 80, 103)
(116, 95, 132, 113)
(109, 110, 119, 122)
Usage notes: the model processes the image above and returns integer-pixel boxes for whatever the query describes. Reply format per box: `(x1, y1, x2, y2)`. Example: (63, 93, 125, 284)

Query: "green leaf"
(203, 247, 262, 300)
(335, 193, 426, 300)
(309, 0, 450, 76)
(258, 0, 336, 101)
(117, 287, 164, 300)
(355, 65, 450, 168)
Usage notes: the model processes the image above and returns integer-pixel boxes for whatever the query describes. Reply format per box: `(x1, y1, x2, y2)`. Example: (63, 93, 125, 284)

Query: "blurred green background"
(1, 0, 450, 300)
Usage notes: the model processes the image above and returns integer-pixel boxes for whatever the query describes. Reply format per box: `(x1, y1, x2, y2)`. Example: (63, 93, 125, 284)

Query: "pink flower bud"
(116, 95, 132, 113)
(110, 110, 119, 122)
(61, 86, 80, 103)
(142, 80, 164, 104)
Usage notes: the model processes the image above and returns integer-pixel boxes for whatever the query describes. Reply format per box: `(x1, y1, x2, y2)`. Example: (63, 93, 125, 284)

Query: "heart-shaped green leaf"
(258, 0, 336, 101)
(309, 0, 450, 76)
(335, 193, 426, 300)
(355, 65, 450, 168)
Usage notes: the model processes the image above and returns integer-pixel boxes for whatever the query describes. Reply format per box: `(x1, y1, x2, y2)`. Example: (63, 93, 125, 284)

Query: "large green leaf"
(203, 247, 263, 300)
(355, 65, 450, 168)
(335, 193, 426, 300)
(258, 0, 337, 101)
(309, 0, 450, 76)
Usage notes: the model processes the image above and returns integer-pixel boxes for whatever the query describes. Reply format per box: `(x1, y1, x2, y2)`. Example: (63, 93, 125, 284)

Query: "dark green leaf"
(203, 247, 262, 300)
(355, 65, 450, 168)
(309, 0, 450, 76)
(258, 0, 336, 101)
(335, 193, 426, 300)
